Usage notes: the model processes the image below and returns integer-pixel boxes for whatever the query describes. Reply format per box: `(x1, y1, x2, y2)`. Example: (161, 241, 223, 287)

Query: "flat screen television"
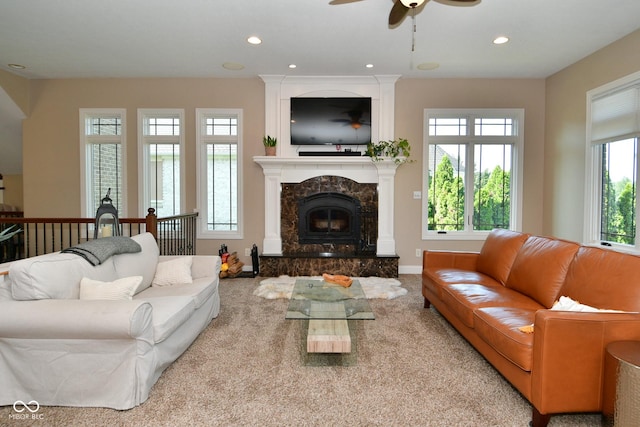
(290, 97, 372, 146)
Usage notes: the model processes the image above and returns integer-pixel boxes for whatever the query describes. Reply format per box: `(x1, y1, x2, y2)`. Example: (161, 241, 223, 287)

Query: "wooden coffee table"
(285, 278, 374, 363)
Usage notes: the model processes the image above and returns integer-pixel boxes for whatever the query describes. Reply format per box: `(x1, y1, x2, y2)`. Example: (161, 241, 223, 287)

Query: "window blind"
(591, 83, 640, 144)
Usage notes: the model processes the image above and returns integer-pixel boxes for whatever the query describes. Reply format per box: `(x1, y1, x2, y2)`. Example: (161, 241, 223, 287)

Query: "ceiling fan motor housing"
(400, 0, 425, 8)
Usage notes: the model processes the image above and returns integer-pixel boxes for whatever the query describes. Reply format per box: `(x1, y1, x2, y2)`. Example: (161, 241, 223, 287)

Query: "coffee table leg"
(307, 319, 351, 353)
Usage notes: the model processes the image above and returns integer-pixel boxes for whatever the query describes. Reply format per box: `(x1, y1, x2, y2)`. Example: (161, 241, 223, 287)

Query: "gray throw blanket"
(62, 236, 141, 266)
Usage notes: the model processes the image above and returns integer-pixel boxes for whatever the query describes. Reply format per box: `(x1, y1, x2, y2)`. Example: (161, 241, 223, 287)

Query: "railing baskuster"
(0, 209, 198, 263)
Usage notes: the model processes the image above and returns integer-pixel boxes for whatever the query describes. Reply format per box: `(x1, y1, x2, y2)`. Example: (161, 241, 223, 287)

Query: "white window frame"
(584, 71, 640, 253)
(422, 108, 524, 240)
(195, 108, 244, 239)
(137, 108, 186, 217)
(79, 108, 127, 217)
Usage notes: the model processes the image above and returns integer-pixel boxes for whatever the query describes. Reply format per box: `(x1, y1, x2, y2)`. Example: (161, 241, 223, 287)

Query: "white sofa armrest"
(0, 299, 153, 340)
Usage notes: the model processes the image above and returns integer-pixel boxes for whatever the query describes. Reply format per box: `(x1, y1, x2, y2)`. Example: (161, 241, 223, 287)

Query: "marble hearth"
(254, 157, 399, 277)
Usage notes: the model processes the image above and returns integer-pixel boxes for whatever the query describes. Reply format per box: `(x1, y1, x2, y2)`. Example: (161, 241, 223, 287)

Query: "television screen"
(290, 97, 372, 145)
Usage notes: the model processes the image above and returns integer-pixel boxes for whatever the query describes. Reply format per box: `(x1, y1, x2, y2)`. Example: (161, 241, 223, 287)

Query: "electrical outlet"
(415, 248, 421, 257)
(244, 248, 251, 256)
(413, 191, 421, 199)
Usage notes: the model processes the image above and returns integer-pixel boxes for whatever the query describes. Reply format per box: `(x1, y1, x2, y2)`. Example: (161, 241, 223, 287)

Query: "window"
(422, 109, 524, 240)
(196, 109, 243, 239)
(138, 109, 185, 217)
(585, 72, 640, 251)
(80, 109, 126, 217)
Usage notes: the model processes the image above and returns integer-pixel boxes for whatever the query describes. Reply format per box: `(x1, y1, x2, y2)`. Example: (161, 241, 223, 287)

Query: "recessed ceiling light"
(247, 36, 262, 45)
(8, 63, 25, 69)
(417, 62, 439, 71)
(222, 62, 245, 71)
(288, 64, 297, 69)
(365, 64, 374, 69)
(493, 36, 509, 45)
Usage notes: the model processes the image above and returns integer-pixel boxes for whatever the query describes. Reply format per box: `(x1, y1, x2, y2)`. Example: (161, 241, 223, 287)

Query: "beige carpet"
(254, 275, 408, 300)
(0, 275, 600, 426)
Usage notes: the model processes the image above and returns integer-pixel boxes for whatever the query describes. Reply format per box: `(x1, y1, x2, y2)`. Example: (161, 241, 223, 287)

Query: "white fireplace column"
(374, 161, 398, 255)
(261, 165, 283, 255)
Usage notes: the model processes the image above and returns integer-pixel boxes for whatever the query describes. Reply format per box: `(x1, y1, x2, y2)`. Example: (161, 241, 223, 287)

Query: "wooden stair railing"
(0, 209, 198, 262)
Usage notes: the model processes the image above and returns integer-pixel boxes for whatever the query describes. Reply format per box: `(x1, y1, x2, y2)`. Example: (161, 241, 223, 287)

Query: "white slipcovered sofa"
(0, 232, 221, 409)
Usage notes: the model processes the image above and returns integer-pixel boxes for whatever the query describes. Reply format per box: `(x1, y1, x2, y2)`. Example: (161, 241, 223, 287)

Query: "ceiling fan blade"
(329, 0, 366, 5)
(389, 0, 409, 26)
(435, 0, 481, 6)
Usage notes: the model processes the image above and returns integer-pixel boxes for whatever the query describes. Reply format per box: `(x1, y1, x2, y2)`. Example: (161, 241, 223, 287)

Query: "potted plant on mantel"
(365, 138, 413, 165)
(263, 135, 277, 156)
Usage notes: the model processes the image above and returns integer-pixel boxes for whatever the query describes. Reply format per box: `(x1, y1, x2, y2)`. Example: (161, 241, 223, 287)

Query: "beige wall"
(0, 68, 29, 115)
(1, 174, 23, 209)
(23, 77, 265, 259)
(15, 27, 640, 268)
(394, 78, 546, 261)
(544, 29, 640, 241)
(21, 76, 546, 268)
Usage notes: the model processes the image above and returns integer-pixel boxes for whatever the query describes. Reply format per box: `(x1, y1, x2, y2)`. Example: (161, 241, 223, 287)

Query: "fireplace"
(254, 156, 399, 277)
(281, 175, 378, 256)
(298, 192, 360, 245)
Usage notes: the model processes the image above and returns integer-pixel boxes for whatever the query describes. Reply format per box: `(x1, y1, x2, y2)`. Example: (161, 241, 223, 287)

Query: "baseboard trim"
(399, 265, 422, 274)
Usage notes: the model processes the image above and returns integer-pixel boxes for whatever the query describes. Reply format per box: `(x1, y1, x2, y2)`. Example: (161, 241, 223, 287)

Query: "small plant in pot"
(263, 135, 277, 156)
(365, 138, 413, 165)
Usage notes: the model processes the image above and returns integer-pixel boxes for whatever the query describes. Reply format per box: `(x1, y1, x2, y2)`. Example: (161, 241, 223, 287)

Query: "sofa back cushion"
(506, 236, 580, 308)
(476, 229, 529, 285)
(560, 246, 640, 312)
(9, 253, 118, 300)
(112, 232, 159, 294)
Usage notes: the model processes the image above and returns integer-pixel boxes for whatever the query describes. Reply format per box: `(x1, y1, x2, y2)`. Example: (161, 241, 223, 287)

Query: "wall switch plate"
(413, 191, 421, 199)
(244, 248, 251, 256)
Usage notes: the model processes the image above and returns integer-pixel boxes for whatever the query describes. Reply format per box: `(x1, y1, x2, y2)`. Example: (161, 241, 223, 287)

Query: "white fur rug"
(253, 275, 408, 300)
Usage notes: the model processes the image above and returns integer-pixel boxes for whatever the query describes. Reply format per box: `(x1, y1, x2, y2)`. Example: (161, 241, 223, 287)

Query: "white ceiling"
(1, 0, 639, 80)
(1, 0, 640, 176)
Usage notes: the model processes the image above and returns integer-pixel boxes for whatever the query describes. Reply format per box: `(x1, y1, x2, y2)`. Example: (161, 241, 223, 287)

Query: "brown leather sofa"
(422, 229, 640, 426)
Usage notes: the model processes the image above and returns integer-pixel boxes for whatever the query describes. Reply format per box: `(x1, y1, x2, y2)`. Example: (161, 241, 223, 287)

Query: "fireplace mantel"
(254, 156, 399, 257)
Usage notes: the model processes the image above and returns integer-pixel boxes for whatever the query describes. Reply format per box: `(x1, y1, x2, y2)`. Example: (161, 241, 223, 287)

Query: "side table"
(603, 341, 640, 426)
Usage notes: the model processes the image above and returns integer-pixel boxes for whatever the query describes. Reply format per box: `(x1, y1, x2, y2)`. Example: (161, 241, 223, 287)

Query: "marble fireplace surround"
(254, 75, 401, 258)
(254, 157, 399, 256)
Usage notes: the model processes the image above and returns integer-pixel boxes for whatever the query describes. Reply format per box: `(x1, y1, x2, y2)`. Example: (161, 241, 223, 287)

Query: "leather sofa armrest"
(422, 250, 479, 271)
(0, 299, 154, 340)
(530, 309, 640, 414)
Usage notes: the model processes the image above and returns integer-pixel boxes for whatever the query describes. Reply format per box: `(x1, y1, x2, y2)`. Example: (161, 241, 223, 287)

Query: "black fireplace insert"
(298, 192, 361, 245)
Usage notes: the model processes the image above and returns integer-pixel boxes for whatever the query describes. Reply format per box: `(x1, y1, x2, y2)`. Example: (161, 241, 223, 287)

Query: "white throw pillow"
(79, 276, 143, 300)
(152, 257, 193, 287)
(551, 296, 625, 313)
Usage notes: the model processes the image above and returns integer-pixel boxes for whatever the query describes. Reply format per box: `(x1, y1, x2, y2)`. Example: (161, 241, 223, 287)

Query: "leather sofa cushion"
(561, 246, 640, 312)
(473, 307, 536, 371)
(476, 229, 529, 285)
(423, 268, 501, 299)
(441, 283, 543, 328)
(506, 236, 580, 308)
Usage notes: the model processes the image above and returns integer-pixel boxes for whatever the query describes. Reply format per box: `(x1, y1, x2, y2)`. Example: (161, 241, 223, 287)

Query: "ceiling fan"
(329, 0, 480, 26)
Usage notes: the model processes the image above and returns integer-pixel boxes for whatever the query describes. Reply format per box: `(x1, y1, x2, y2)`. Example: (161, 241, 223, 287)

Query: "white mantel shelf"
(253, 156, 399, 257)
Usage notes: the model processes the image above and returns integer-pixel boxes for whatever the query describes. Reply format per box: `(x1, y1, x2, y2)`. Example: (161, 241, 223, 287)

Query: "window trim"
(79, 108, 127, 217)
(137, 108, 186, 217)
(195, 108, 244, 240)
(584, 70, 640, 252)
(422, 108, 524, 240)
